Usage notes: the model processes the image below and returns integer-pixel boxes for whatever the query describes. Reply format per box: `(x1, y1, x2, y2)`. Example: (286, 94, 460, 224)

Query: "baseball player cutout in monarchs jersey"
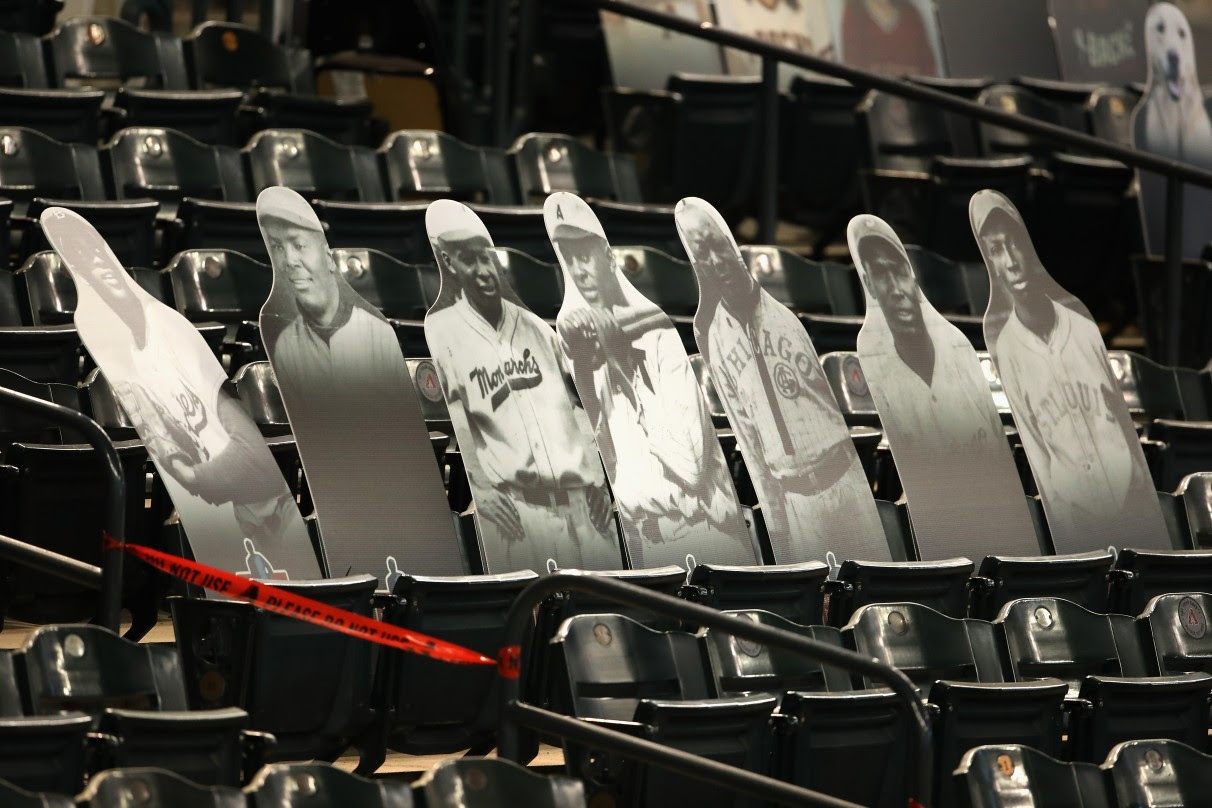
(848, 214, 1042, 559)
(675, 197, 890, 564)
(256, 187, 465, 583)
(970, 190, 1171, 553)
(424, 200, 624, 573)
(40, 207, 321, 580)
(545, 193, 757, 569)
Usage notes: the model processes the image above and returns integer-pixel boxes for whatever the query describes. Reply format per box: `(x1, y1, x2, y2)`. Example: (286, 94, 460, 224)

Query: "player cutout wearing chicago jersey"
(676, 198, 889, 564)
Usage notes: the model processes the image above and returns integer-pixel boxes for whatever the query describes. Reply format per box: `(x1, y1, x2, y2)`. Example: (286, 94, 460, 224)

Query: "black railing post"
(0, 387, 123, 632)
(759, 55, 779, 244)
(495, 572, 932, 808)
(1164, 177, 1184, 366)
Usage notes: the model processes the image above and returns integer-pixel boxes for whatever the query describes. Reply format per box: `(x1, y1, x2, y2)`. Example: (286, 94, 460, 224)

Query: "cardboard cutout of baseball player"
(1049, 0, 1148, 83)
(676, 198, 889, 564)
(849, 214, 1041, 559)
(1131, 2, 1212, 257)
(423, 200, 623, 573)
(40, 207, 321, 580)
(971, 190, 1171, 552)
(600, 0, 725, 91)
(713, 0, 834, 89)
(256, 187, 464, 582)
(546, 193, 756, 569)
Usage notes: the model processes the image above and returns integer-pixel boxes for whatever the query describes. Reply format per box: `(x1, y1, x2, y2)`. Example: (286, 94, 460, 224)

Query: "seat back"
(468, 204, 554, 263)
(1088, 86, 1142, 148)
(996, 598, 1133, 691)
(106, 127, 246, 206)
(956, 745, 1112, 808)
(16, 251, 73, 325)
(380, 130, 507, 203)
(612, 246, 698, 316)
(551, 613, 713, 721)
(231, 361, 288, 431)
(46, 16, 181, 88)
(510, 132, 630, 202)
(0, 30, 48, 87)
(493, 247, 563, 320)
(0, 776, 73, 807)
(976, 85, 1066, 164)
(0, 713, 96, 794)
(22, 198, 157, 269)
(245, 128, 385, 202)
(903, 244, 981, 315)
(331, 247, 430, 320)
(185, 21, 291, 90)
(665, 74, 762, 219)
(860, 91, 954, 173)
(165, 248, 272, 323)
(249, 762, 413, 807)
(0, 126, 93, 208)
(81, 768, 244, 808)
(1138, 592, 1212, 676)
(780, 77, 866, 223)
(846, 603, 1005, 694)
(16, 624, 177, 714)
(424, 758, 584, 808)
(1104, 738, 1212, 808)
(702, 610, 851, 697)
(312, 200, 431, 263)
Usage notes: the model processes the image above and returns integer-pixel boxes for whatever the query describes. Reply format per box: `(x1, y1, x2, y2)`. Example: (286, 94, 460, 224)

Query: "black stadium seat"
(509, 132, 642, 203)
(312, 200, 431, 264)
(955, 745, 1113, 808)
(247, 761, 413, 807)
(423, 757, 586, 808)
(1103, 739, 1212, 808)
(380, 130, 516, 204)
(996, 597, 1212, 762)
(244, 129, 385, 202)
(80, 768, 244, 808)
(0, 776, 72, 807)
(547, 613, 776, 808)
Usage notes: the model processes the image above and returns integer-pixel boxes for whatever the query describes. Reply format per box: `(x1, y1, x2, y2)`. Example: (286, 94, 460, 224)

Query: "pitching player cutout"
(256, 187, 464, 582)
(40, 207, 321, 580)
(849, 214, 1042, 559)
(1132, 2, 1212, 257)
(971, 190, 1171, 553)
(424, 200, 624, 573)
(676, 198, 890, 564)
(546, 193, 757, 569)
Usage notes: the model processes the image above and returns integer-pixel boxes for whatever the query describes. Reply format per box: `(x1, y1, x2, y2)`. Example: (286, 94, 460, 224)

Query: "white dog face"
(1147, 2, 1200, 101)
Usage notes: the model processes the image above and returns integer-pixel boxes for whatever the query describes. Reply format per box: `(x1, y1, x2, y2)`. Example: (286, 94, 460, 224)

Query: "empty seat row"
(543, 593, 1212, 808)
(957, 739, 1212, 808)
(0, 756, 583, 807)
(0, 18, 382, 146)
(0, 126, 656, 270)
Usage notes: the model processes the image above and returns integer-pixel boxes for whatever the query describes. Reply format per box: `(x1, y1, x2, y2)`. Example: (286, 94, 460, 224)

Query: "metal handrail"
(579, 0, 1212, 187)
(496, 571, 931, 808)
(505, 0, 1201, 364)
(0, 387, 123, 631)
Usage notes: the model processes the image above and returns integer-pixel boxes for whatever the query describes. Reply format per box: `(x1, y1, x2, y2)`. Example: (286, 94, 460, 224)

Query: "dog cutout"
(1135, 2, 1212, 167)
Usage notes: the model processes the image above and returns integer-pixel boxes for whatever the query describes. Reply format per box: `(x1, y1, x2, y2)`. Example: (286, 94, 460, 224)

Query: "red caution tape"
(498, 645, 522, 679)
(105, 535, 496, 668)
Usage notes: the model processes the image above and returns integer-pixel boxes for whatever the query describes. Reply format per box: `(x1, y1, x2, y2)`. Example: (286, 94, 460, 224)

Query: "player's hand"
(587, 485, 613, 533)
(166, 456, 198, 488)
(476, 489, 524, 542)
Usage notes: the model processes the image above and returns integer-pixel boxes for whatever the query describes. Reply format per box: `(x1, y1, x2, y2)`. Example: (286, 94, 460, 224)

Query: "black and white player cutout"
(546, 193, 756, 569)
(256, 186, 463, 580)
(971, 190, 1170, 552)
(1131, 2, 1212, 257)
(424, 200, 623, 573)
(675, 198, 889, 564)
(849, 214, 1041, 559)
(40, 207, 321, 579)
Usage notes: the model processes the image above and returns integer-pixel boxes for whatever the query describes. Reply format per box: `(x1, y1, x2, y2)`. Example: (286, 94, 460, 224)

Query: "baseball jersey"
(705, 289, 889, 561)
(427, 294, 605, 491)
(860, 308, 1041, 558)
(993, 300, 1167, 550)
